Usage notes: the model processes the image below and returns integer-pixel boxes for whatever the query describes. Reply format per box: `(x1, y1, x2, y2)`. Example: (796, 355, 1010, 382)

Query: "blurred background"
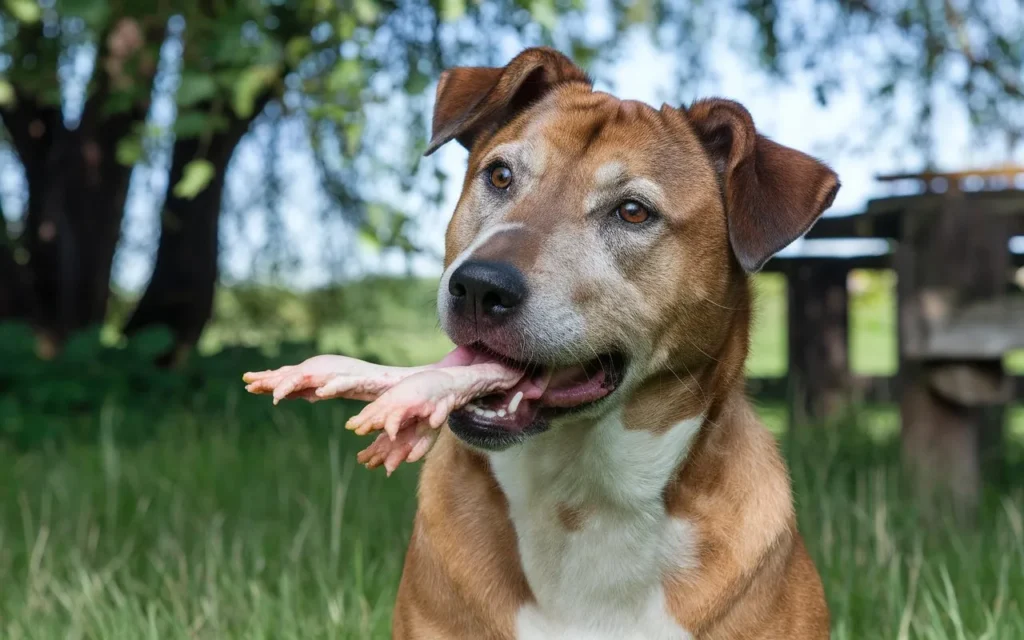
(1, 1, 1023, 638)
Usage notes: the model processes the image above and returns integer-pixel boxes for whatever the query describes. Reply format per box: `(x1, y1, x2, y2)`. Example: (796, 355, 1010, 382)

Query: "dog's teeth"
(497, 409, 507, 417)
(466, 402, 479, 411)
(509, 392, 524, 414)
(483, 410, 497, 418)
(472, 406, 486, 416)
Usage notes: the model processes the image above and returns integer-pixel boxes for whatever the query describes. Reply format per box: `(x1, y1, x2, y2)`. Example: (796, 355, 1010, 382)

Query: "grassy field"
(3, 272, 1024, 638)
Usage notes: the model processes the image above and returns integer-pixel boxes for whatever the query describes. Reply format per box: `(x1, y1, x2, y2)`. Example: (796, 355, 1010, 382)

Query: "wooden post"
(787, 260, 850, 426)
(896, 190, 1010, 518)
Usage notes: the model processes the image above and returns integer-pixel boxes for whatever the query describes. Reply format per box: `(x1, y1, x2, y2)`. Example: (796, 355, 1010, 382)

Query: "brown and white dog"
(393, 47, 838, 639)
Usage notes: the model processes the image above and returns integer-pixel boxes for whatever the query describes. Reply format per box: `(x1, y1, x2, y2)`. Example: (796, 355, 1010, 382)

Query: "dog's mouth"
(446, 343, 626, 451)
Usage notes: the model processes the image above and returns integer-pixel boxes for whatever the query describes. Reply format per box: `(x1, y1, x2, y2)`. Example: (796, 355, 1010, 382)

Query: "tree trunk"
(0, 21, 159, 352)
(21, 108, 137, 349)
(124, 105, 264, 364)
(0, 237, 31, 320)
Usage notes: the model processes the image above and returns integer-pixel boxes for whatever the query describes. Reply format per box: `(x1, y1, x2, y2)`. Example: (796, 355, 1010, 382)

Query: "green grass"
(2, 399, 1023, 639)
(4, 270, 1024, 638)
(0, 405, 413, 639)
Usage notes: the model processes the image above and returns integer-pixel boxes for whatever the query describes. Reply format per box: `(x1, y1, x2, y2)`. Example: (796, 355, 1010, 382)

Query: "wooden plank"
(805, 210, 1024, 240)
(924, 296, 1024, 359)
(804, 212, 902, 240)
(866, 190, 1024, 218)
(761, 254, 891, 273)
(764, 253, 1024, 271)
(876, 167, 1024, 184)
(786, 260, 850, 424)
(747, 375, 1024, 402)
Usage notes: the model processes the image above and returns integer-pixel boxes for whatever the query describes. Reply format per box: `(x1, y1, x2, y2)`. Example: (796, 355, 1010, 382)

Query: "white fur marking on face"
(586, 168, 667, 215)
(623, 177, 665, 203)
(593, 161, 626, 186)
(486, 137, 548, 179)
(489, 412, 704, 639)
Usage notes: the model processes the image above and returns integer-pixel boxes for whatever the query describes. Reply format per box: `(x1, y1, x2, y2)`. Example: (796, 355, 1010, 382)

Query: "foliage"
(0, 321, 333, 448)
(734, 0, 1024, 159)
(0, 275, 446, 448)
(0, 0, 676, 280)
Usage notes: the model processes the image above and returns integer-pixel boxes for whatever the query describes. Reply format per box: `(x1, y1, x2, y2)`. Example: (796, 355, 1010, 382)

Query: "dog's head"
(431, 47, 838, 449)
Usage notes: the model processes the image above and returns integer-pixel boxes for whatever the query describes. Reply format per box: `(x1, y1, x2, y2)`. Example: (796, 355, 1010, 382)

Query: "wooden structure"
(757, 167, 1024, 515)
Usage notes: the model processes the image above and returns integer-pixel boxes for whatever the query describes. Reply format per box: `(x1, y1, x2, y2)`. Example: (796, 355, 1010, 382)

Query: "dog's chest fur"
(488, 411, 703, 639)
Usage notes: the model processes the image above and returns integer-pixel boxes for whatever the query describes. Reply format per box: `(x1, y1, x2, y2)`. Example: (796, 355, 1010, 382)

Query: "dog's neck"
(486, 405, 706, 633)
(489, 407, 706, 515)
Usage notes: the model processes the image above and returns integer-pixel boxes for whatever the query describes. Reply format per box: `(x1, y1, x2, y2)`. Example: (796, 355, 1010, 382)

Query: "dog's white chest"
(489, 413, 702, 640)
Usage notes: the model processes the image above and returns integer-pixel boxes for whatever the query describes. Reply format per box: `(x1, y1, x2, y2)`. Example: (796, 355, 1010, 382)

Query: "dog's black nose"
(448, 260, 527, 318)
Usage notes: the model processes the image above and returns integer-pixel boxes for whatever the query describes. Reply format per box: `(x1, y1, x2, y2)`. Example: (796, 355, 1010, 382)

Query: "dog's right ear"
(425, 47, 590, 156)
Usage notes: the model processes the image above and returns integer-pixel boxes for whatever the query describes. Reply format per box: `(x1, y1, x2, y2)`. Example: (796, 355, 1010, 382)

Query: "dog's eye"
(615, 201, 650, 224)
(489, 164, 513, 189)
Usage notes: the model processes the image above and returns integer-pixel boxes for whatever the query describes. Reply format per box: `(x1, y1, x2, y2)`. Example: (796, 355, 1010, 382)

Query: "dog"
(391, 47, 837, 639)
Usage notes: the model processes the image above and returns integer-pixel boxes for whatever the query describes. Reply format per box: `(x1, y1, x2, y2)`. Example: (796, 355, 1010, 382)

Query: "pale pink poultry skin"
(242, 349, 525, 475)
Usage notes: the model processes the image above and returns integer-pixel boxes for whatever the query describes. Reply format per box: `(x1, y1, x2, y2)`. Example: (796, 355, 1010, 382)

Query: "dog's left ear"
(424, 47, 590, 156)
(687, 99, 840, 272)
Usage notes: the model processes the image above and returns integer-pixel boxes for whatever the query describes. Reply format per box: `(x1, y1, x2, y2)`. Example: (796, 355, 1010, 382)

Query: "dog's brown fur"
(393, 47, 835, 639)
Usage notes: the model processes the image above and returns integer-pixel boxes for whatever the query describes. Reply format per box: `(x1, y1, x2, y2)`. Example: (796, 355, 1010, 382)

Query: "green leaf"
(440, 0, 466, 22)
(101, 90, 136, 116)
(308, 103, 349, 124)
(59, 327, 104, 364)
(326, 59, 362, 93)
(404, 70, 430, 95)
(174, 111, 228, 137)
(173, 160, 216, 199)
(115, 136, 143, 166)
(365, 203, 388, 228)
(336, 14, 357, 39)
(571, 44, 597, 69)
(285, 36, 312, 66)
(57, 0, 109, 27)
(126, 326, 174, 359)
(177, 72, 218, 108)
(624, 0, 652, 25)
(357, 223, 382, 251)
(232, 64, 279, 118)
(353, 0, 380, 24)
(529, 0, 557, 30)
(5, 0, 41, 23)
(344, 121, 363, 156)
(0, 80, 14, 107)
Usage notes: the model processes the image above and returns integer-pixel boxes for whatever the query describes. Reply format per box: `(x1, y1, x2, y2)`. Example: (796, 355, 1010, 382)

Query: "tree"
(2, 0, 1021, 361)
(733, 0, 1024, 158)
(0, 0, 646, 361)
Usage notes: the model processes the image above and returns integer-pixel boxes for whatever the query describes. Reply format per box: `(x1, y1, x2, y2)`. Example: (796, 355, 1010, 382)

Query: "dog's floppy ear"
(425, 47, 590, 156)
(687, 99, 839, 272)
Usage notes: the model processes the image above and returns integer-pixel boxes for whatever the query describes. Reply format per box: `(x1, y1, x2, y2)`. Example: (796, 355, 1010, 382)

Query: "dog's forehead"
(542, 93, 670, 158)
(482, 88, 686, 173)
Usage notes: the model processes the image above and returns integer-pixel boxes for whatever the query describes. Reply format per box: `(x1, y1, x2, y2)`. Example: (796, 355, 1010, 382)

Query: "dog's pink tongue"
(432, 345, 497, 368)
(428, 345, 553, 406)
